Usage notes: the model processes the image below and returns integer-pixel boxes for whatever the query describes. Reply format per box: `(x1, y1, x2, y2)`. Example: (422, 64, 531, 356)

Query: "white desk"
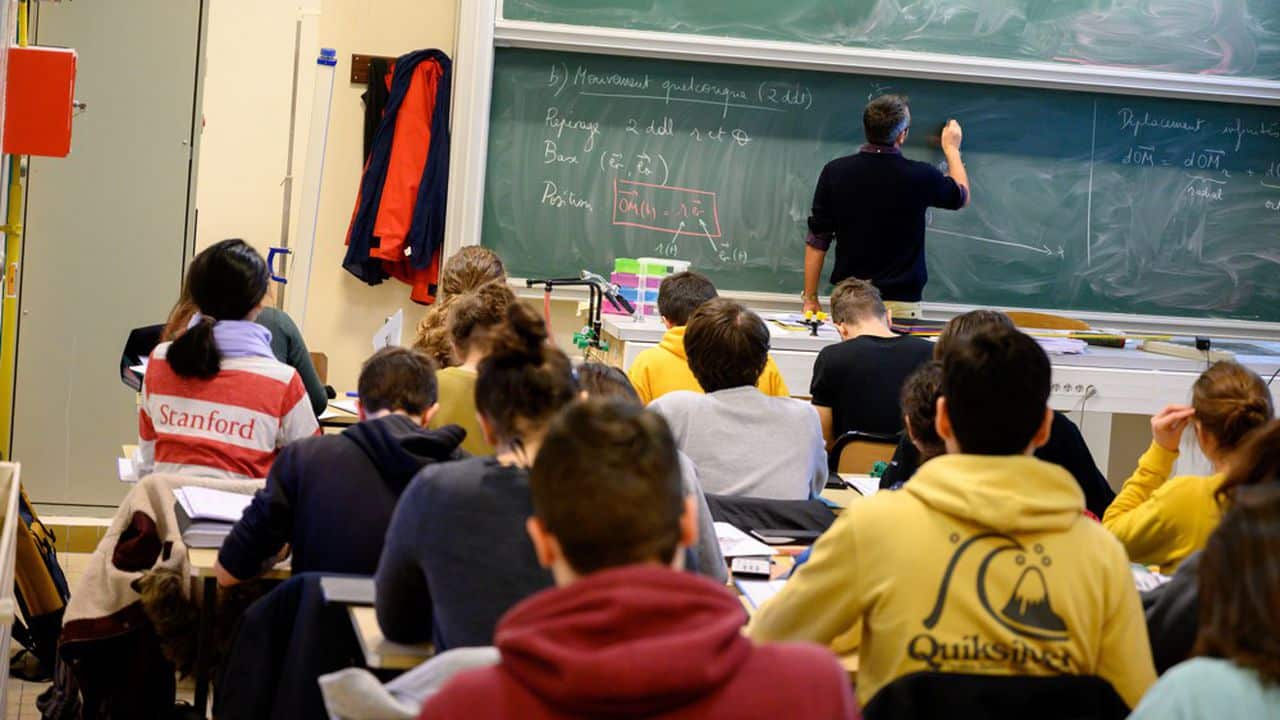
(603, 316, 1280, 475)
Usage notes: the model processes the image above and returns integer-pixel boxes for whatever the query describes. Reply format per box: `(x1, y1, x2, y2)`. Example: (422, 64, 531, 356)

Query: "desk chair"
(829, 431, 900, 474)
(310, 352, 329, 385)
(864, 672, 1129, 720)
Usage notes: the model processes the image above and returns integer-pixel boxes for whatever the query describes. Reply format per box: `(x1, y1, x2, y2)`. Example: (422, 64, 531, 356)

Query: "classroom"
(0, 0, 1277, 718)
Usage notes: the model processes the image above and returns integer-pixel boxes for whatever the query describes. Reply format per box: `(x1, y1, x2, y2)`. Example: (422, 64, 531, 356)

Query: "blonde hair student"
(412, 246, 506, 368)
(1104, 361, 1273, 573)
(428, 280, 518, 456)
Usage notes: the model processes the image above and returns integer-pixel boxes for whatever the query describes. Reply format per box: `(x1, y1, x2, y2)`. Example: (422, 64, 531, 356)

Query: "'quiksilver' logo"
(923, 532, 1070, 642)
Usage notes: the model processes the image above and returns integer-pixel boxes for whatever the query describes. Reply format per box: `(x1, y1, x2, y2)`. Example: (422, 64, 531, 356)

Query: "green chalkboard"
(481, 48, 1280, 322)
(503, 0, 1280, 81)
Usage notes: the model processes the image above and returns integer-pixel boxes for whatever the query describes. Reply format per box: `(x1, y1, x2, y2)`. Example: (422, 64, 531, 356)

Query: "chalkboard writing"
(482, 48, 1280, 322)
(504, 0, 1280, 81)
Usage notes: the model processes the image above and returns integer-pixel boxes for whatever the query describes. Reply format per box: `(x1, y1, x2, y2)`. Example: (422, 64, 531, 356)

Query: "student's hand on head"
(1151, 404, 1196, 452)
(941, 119, 963, 152)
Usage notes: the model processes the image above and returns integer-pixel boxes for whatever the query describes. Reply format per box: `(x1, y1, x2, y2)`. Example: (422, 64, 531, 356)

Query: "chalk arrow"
(698, 219, 717, 253)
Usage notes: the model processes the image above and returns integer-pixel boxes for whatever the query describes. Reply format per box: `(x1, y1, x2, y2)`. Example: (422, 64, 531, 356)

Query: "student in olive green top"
(429, 281, 518, 456)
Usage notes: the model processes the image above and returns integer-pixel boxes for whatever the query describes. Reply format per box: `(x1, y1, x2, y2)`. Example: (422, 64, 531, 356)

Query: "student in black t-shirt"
(802, 95, 970, 319)
(880, 310, 1116, 517)
(810, 278, 934, 443)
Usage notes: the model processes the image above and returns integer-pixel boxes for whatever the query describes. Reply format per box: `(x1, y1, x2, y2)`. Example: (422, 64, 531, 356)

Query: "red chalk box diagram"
(612, 179, 721, 237)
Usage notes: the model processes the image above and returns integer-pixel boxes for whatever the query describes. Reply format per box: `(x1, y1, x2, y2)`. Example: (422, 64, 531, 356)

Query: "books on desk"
(173, 487, 254, 549)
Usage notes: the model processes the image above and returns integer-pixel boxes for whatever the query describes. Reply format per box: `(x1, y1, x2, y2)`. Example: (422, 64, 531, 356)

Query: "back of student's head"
(1192, 361, 1273, 455)
(901, 360, 944, 460)
(167, 239, 269, 379)
(830, 278, 887, 325)
(531, 398, 684, 574)
(940, 326, 1050, 455)
(475, 303, 578, 444)
(863, 94, 911, 145)
(575, 362, 640, 405)
(933, 309, 1015, 360)
(1193, 483, 1280, 684)
(657, 271, 717, 326)
(357, 347, 438, 416)
(446, 280, 517, 359)
(684, 299, 769, 393)
(414, 247, 507, 367)
(1216, 419, 1280, 504)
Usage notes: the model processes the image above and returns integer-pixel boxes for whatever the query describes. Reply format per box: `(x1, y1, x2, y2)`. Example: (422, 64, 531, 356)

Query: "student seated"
(375, 303, 574, 650)
(627, 271, 789, 403)
(1130, 483, 1280, 719)
(650, 299, 827, 500)
(748, 326, 1155, 710)
(166, 285, 328, 417)
(879, 310, 1115, 517)
(413, 246, 506, 369)
(428, 280, 517, 456)
(1142, 419, 1280, 674)
(417, 399, 859, 719)
(575, 361, 726, 583)
(810, 278, 933, 441)
(879, 360, 944, 489)
(1104, 360, 1272, 573)
(139, 239, 318, 478)
(214, 347, 465, 584)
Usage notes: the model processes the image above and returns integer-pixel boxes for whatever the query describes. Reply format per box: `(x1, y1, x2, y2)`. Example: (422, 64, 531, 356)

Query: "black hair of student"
(475, 302, 578, 445)
(1194, 483, 1280, 684)
(684, 299, 770, 393)
(531, 398, 684, 574)
(357, 346, 439, 416)
(864, 94, 911, 145)
(167, 239, 269, 379)
(901, 360, 944, 460)
(933, 309, 1015, 360)
(657, 271, 718, 326)
(576, 362, 641, 405)
(940, 326, 1050, 455)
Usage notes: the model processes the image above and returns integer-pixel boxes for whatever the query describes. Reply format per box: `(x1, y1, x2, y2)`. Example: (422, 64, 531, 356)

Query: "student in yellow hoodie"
(748, 326, 1156, 712)
(628, 271, 789, 403)
(1103, 361, 1272, 574)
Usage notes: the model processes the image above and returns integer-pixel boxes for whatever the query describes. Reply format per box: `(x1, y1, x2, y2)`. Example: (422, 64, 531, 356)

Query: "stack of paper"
(173, 486, 254, 548)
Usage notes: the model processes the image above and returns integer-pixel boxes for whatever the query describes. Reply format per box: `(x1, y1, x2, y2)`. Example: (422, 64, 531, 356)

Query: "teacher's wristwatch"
(800, 291, 819, 302)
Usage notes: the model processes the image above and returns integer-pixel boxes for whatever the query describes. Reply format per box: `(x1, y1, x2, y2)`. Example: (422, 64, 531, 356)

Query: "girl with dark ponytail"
(1104, 361, 1274, 573)
(139, 239, 318, 478)
(376, 302, 579, 649)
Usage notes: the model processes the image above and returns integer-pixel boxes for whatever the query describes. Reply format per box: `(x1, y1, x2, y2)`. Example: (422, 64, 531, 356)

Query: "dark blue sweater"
(217, 414, 465, 579)
(375, 456, 554, 650)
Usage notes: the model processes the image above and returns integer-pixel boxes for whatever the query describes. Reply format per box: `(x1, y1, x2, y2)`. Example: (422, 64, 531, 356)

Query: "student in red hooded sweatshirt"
(418, 398, 859, 720)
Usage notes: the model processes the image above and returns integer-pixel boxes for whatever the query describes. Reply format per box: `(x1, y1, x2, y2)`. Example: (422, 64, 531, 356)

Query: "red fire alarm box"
(4, 45, 77, 157)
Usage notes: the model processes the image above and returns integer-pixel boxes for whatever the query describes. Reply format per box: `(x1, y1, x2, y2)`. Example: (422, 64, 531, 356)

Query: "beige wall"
(196, 0, 585, 390)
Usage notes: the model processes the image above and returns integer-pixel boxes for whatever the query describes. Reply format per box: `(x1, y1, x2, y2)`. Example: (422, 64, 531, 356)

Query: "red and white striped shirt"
(138, 342, 319, 479)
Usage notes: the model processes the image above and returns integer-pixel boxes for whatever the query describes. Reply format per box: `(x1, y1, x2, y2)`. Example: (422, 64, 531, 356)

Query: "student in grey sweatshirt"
(650, 299, 827, 501)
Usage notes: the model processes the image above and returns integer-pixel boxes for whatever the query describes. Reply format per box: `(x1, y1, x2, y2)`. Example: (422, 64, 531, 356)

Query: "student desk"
(603, 316, 1280, 475)
(187, 548, 290, 714)
(318, 575, 435, 671)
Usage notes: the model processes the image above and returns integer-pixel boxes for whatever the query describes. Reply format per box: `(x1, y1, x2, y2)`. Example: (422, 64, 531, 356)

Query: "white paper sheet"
(373, 309, 404, 351)
(715, 521, 776, 558)
(174, 486, 253, 523)
(736, 579, 787, 609)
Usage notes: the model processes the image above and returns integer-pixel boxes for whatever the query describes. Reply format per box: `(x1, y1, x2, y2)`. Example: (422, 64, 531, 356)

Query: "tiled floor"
(6, 553, 196, 718)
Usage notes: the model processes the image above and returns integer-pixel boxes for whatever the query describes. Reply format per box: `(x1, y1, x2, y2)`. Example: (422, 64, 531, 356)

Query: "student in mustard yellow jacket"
(628, 271, 789, 404)
(1103, 361, 1272, 574)
(748, 327, 1156, 712)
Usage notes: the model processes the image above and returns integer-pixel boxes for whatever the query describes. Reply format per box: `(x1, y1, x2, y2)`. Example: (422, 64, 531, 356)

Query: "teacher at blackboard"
(802, 95, 970, 319)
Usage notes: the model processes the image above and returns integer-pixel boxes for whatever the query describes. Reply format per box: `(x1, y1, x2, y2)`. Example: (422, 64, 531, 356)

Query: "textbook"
(173, 501, 234, 549)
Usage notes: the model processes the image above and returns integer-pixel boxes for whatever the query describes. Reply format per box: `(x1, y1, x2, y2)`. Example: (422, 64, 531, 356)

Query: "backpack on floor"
(10, 483, 71, 681)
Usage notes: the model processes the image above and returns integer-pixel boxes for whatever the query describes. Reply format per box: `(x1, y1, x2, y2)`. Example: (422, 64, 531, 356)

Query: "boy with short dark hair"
(628, 271, 789, 403)
(215, 347, 465, 584)
(810, 277, 933, 441)
(417, 399, 858, 719)
(651, 299, 827, 500)
(749, 327, 1156, 711)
